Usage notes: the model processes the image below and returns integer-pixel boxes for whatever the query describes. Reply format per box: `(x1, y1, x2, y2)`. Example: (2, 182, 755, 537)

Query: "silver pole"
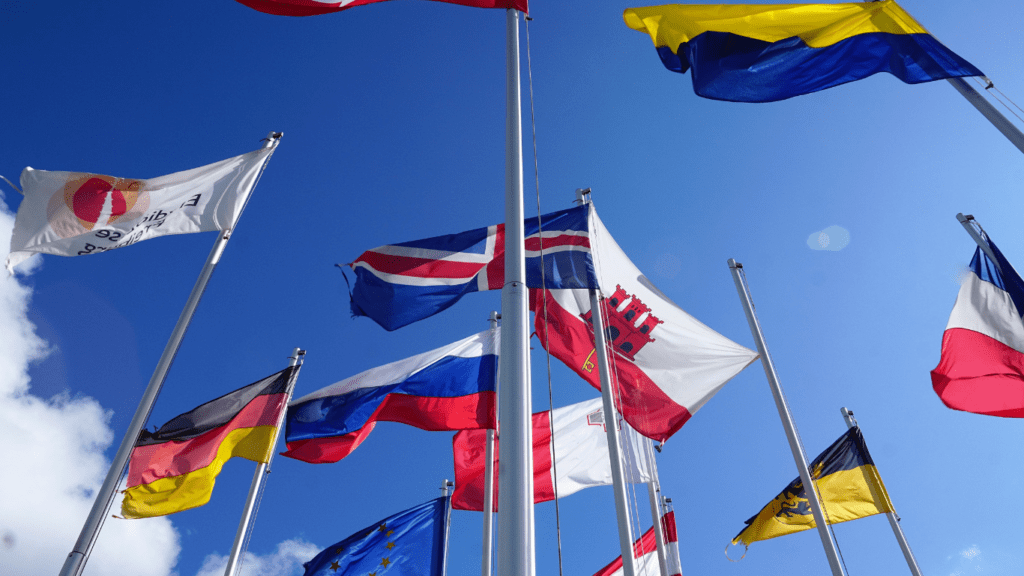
(442, 480, 454, 576)
(727, 259, 846, 576)
(644, 441, 670, 576)
(588, 289, 638, 576)
(482, 312, 500, 576)
(223, 348, 305, 576)
(839, 408, 924, 576)
(496, 8, 533, 576)
(662, 497, 682, 576)
(956, 213, 1000, 270)
(946, 78, 1024, 155)
(58, 132, 281, 576)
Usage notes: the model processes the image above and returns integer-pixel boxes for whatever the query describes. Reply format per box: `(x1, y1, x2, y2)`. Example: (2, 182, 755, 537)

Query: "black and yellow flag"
(732, 427, 893, 547)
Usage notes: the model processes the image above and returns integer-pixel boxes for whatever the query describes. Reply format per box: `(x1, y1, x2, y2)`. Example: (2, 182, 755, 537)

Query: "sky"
(2, 1, 1024, 575)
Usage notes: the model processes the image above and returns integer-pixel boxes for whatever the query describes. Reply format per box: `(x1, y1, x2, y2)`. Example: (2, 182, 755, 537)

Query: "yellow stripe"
(121, 425, 277, 519)
(733, 465, 893, 546)
(624, 1, 928, 50)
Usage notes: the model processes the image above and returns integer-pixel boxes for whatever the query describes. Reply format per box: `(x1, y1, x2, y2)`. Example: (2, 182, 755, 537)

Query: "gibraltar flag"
(533, 204, 758, 442)
(6, 146, 273, 272)
(451, 397, 650, 511)
(593, 511, 682, 576)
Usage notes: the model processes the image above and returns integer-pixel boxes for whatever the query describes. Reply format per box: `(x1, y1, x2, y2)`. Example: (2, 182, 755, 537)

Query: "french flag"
(348, 205, 597, 331)
(282, 330, 498, 464)
(932, 236, 1024, 417)
(592, 511, 682, 576)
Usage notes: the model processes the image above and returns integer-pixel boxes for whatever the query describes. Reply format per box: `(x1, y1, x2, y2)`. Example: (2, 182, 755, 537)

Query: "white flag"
(6, 146, 273, 272)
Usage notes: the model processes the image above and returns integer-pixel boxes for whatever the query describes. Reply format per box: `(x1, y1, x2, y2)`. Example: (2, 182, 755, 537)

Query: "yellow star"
(386, 542, 395, 550)
(386, 530, 394, 537)
(381, 558, 392, 568)
(378, 523, 387, 532)
(335, 547, 344, 554)
(369, 573, 377, 576)
(330, 560, 340, 572)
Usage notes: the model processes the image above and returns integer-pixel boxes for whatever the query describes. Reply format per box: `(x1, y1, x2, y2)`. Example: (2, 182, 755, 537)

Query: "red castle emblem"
(581, 285, 663, 361)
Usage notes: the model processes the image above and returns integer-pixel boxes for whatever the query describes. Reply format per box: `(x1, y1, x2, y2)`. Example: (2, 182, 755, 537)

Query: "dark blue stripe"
(970, 237, 1024, 319)
(350, 268, 479, 331)
(393, 225, 491, 254)
(526, 250, 596, 289)
(657, 31, 982, 102)
(524, 205, 590, 235)
(285, 354, 497, 442)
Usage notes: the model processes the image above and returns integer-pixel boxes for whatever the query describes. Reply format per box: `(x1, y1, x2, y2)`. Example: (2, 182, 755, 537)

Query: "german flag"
(732, 427, 893, 546)
(121, 367, 296, 519)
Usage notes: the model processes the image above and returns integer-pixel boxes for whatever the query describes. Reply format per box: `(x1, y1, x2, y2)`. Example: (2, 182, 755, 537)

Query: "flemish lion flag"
(732, 427, 893, 547)
(121, 367, 295, 519)
(6, 144, 273, 273)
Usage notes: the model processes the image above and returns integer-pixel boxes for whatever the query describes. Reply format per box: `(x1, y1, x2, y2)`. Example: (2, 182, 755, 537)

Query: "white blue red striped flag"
(347, 205, 597, 331)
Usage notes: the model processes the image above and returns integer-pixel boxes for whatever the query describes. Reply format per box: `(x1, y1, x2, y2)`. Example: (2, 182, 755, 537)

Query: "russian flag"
(282, 330, 498, 464)
(932, 236, 1024, 417)
(348, 205, 597, 331)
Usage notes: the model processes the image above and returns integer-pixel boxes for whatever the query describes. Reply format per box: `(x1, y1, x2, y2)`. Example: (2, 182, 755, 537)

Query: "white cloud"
(0, 195, 180, 576)
(195, 538, 321, 576)
(806, 225, 850, 251)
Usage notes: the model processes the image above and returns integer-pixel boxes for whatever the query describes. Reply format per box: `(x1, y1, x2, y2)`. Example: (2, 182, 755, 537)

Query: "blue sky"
(2, 1, 1024, 575)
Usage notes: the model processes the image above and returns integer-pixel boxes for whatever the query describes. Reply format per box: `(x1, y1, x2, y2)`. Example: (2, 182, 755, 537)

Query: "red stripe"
(532, 410, 555, 502)
(234, 0, 527, 17)
(356, 250, 487, 279)
(932, 327, 1024, 417)
(127, 393, 286, 487)
(592, 525, 659, 576)
(661, 510, 678, 544)
(484, 227, 506, 290)
(283, 392, 496, 464)
(533, 290, 691, 441)
(524, 235, 591, 251)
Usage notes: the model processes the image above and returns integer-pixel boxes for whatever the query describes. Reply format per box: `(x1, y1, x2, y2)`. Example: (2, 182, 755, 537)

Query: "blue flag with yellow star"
(303, 497, 449, 576)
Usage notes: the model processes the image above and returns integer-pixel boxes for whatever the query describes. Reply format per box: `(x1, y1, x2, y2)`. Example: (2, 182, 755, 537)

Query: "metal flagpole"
(58, 132, 282, 576)
(662, 496, 682, 575)
(839, 408, 924, 576)
(727, 259, 847, 576)
(956, 213, 1001, 269)
(482, 312, 500, 576)
(496, 7, 534, 576)
(442, 479, 455, 576)
(947, 78, 1024, 155)
(588, 288, 639, 576)
(643, 440, 670, 576)
(223, 348, 305, 576)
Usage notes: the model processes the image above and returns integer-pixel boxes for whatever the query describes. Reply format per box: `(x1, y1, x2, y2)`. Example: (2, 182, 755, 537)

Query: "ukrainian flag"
(624, 1, 983, 102)
(732, 427, 893, 546)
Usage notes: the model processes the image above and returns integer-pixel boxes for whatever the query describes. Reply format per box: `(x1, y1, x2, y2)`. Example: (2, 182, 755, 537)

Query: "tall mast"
(947, 78, 1024, 155)
(482, 311, 500, 576)
(58, 132, 281, 576)
(727, 259, 846, 576)
(644, 440, 670, 576)
(496, 7, 534, 576)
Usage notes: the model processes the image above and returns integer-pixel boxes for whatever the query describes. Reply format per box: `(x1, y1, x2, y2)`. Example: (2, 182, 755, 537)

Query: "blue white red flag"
(932, 235, 1024, 417)
(348, 205, 597, 331)
(283, 330, 498, 463)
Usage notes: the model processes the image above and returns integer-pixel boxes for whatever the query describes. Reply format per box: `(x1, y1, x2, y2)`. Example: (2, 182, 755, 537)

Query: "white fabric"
(945, 271, 1024, 353)
(7, 147, 272, 272)
(548, 398, 651, 498)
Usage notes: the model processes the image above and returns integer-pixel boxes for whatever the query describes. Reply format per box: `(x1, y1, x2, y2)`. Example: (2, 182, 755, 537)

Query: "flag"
(6, 145, 273, 272)
(348, 204, 597, 331)
(623, 1, 983, 103)
(592, 511, 681, 576)
(234, 0, 527, 17)
(532, 204, 758, 442)
(932, 236, 1024, 416)
(302, 497, 449, 576)
(451, 397, 650, 511)
(283, 329, 497, 464)
(731, 427, 893, 547)
(121, 367, 295, 519)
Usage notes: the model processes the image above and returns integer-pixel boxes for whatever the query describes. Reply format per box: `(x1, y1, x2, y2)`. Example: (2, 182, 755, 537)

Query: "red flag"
(593, 512, 681, 576)
(234, 0, 527, 17)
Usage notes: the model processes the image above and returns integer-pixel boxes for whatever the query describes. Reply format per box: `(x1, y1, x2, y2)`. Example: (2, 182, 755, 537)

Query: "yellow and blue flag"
(624, 1, 982, 102)
(732, 427, 893, 547)
(303, 498, 449, 576)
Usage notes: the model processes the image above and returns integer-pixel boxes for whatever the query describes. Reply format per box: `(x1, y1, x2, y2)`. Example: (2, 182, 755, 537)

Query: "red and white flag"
(533, 204, 759, 442)
(451, 398, 650, 511)
(593, 511, 682, 576)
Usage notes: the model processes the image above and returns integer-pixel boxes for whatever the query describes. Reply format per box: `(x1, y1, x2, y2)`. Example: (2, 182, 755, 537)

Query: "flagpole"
(947, 78, 1024, 155)
(223, 348, 305, 576)
(727, 259, 846, 576)
(643, 441, 670, 576)
(588, 288, 639, 576)
(955, 213, 1001, 268)
(482, 311, 500, 576)
(58, 132, 282, 576)
(662, 497, 682, 575)
(496, 7, 534, 576)
(839, 408, 923, 576)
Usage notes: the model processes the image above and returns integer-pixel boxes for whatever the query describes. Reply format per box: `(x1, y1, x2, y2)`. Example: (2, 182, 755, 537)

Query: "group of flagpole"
(59, 132, 282, 576)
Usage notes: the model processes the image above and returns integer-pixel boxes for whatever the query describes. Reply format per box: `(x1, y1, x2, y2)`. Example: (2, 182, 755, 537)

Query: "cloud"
(806, 225, 850, 251)
(195, 538, 321, 576)
(0, 195, 180, 576)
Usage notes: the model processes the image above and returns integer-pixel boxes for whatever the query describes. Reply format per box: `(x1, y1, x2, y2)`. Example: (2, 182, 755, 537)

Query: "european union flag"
(303, 498, 449, 576)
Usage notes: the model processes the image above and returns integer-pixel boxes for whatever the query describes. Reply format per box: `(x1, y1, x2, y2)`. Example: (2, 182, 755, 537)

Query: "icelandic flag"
(302, 497, 448, 576)
(283, 330, 498, 463)
(932, 236, 1024, 417)
(348, 205, 597, 331)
